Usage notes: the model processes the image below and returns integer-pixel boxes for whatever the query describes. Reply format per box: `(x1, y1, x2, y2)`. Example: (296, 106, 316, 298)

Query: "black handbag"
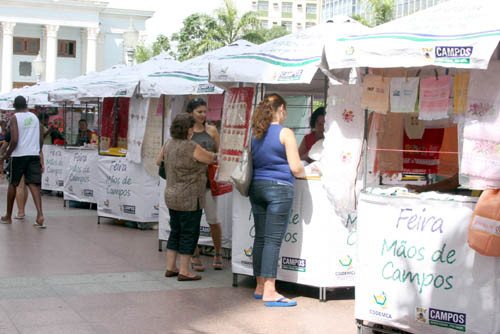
(159, 161, 166, 179)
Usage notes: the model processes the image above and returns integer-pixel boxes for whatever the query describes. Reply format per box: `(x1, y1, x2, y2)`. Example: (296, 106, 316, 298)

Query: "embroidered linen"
(466, 61, 500, 120)
(418, 75, 451, 120)
(404, 113, 425, 140)
(437, 126, 459, 178)
(127, 97, 151, 164)
(361, 75, 391, 114)
(321, 84, 363, 217)
(390, 77, 420, 113)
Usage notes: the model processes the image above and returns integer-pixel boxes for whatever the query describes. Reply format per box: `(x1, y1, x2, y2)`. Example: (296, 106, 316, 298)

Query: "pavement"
(0, 180, 356, 334)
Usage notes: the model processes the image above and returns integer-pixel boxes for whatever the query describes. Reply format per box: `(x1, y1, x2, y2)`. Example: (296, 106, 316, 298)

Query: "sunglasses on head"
(191, 97, 206, 103)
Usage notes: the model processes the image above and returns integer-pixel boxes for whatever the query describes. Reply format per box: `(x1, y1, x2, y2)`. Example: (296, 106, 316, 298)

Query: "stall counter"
(41, 145, 66, 192)
(355, 192, 500, 334)
(232, 178, 357, 289)
(63, 148, 99, 204)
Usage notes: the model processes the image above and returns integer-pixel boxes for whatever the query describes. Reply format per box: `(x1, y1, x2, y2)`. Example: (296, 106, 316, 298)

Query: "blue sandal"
(253, 294, 263, 300)
(191, 254, 205, 272)
(213, 253, 224, 270)
(264, 298, 297, 307)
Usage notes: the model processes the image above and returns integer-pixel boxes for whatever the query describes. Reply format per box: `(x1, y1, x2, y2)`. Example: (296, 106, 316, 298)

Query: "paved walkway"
(0, 181, 356, 334)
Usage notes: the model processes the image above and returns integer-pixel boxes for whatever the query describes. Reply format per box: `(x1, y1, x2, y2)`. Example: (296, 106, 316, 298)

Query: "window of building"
(58, 40, 77, 58)
(257, 1, 269, 15)
(306, 22, 316, 29)
(261, 20, 269, 28)
(13, 37, 40, 55)
(306, 3, 317, 19)
(296, 22, 303, 30)
(282, 2, 293, 18)
(281, 20, 292, 32)
(272, 21, 278, 25)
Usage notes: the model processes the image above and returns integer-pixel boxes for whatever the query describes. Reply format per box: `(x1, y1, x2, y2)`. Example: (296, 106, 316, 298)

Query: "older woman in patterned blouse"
(156, 113, 217, 281)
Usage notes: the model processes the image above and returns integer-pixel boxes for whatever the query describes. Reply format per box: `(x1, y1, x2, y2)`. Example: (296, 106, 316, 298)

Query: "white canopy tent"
(322, 0, 500, 79)
(209, 17, 369, 96)
(139, 40, 255, 97)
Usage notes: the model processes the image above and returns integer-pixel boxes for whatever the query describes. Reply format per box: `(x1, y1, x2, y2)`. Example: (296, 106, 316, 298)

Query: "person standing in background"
(0, 96, 45, 228)
(185, 98, 225, 271)
(249, 94, 305, 307)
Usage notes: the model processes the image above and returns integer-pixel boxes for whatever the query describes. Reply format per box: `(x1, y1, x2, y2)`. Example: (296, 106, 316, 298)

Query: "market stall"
(138, 41, 256, 251)
(208, 18, 369, 297)
(321, 0, 500, 331)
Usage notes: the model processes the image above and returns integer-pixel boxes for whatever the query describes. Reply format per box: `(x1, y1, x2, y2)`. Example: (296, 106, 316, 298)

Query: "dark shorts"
(9, 156, 42, 186)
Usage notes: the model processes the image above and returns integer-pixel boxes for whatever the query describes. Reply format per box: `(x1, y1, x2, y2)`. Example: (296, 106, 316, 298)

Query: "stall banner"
(323, 1, 500, 73)
(127, 97, 152, 164)
(217, 87, 255, 183)
(96, 156, 160, 222)
(42, 145, 66, 192)
(63, 149, 98, 203)
(355, 193, 500, 334)
(158, 179, 233, 248)
(283, 96, 312, 146)
(232, 180, 356, 288)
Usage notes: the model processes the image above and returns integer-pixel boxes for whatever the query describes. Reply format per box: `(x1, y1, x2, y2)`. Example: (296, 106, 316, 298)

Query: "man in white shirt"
(1, 96, 45, 228)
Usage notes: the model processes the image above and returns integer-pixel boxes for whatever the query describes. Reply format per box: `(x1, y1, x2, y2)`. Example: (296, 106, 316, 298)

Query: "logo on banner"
(416, 307, 428, 323)
(278, 69, 303, 82)
(44, 176, 49, 184)
(335, 255, 355, 279)
(345, 46, 355, 56)
(68, 185, 73, 193)
(428, 308, 466, 332)
(369, 292, 393, 319)
(422, 47, 433, 61)
(339, 255, 353, 270)
(281, 256, 306, 272)
(435, 46, 473, 64)
(217, 67, 229, 80)
(83, 189, 93, 197)
(241, 247, 253, 267)
(152, 204, 159, 217)
(197, 84, 215, 93)
(56, 180, 64, 187)
(104, 200, 110, 207)
(200, 225, 211, 237)
(115, 89, 127, 96)
(121, 205, 136, 214)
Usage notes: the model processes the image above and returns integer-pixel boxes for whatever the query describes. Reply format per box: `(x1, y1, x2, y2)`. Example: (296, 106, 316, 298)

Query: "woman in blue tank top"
(249, 94, 305, 307)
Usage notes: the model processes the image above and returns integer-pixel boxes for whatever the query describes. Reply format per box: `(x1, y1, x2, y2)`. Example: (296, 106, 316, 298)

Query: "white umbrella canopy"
(49, 53, 179, 102)
(209, 17, 369, 96)
(323, 0, 500, 76)
(139, 40, 256, 97)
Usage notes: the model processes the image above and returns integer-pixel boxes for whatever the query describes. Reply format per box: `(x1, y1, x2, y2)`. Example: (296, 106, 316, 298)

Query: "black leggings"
(167, 209, 202, 255)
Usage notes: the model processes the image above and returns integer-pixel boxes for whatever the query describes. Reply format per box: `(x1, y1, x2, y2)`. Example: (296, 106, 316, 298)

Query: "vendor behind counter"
(299, 107, 325, 163)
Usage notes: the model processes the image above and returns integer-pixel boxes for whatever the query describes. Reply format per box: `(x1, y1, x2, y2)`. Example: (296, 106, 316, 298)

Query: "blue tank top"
(252, 124, 294, 185)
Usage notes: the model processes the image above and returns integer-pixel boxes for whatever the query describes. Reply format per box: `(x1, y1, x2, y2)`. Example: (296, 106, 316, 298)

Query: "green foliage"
(135, 34, 173, 63)
(367, 0, 395, 25)
(242, 25, 290, 44)
(350, 14, 373, 27)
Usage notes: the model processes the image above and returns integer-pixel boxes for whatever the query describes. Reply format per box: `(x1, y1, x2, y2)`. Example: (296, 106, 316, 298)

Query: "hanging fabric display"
(126, 97, 151, 164)
(403, 128, 445, 174)
(454, 72, 471, 115)
(418, 75, 451, 120)
(321, 83, 363, 217)
(390, 77, 420, 113)
(404, 113, 425, 140)
(466, 61, 500, 120)
(374, 112, 404, 175)
(361, 75, 391, 114)
(437, 125, 459, 178)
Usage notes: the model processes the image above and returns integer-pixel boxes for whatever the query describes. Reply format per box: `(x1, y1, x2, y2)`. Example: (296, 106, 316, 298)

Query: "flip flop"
(264, 298, 297, 307)
(0, 220, 12, 225)
(33, 223, 46, 229)
(14, 215, 25, 220)
(254, 294, 263, 300)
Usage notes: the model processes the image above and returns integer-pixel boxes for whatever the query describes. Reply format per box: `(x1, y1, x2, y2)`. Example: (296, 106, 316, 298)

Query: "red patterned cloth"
(403, 128, 444, 174)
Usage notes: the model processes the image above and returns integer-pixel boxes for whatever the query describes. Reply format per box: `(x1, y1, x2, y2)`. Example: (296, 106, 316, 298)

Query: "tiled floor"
(0, 181, 356, 333)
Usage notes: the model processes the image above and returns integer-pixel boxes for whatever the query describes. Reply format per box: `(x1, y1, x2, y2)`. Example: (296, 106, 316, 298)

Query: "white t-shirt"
(11, 112, 41, 157)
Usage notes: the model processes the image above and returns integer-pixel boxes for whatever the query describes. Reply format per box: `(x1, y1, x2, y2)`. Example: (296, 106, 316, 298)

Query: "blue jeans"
(249, 179, 294, 278)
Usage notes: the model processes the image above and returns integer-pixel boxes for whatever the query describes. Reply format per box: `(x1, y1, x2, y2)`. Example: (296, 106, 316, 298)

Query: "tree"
(367, 0, 395, 26)
(243, 25, 290, 44)
(135, 34, 173, 63)
(172, 0, 260, 61)
(350, 14, 372, 27)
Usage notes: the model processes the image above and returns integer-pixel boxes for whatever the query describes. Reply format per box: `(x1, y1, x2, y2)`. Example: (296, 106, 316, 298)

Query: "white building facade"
(241, 0, 321, 34)
(322, 0, 450, 24)
(0, 0, 153, 93)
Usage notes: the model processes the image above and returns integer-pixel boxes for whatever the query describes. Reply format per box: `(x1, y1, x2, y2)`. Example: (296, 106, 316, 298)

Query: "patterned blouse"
(163, 139, 207, 211)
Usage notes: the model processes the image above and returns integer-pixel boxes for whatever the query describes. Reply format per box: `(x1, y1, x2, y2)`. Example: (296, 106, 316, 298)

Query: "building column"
(1, 22, 16, 93)
(96, 32, 105, 71)
(44, 24, 59, 83)
(80, 28, 87, 75)
(86, 27, 98, 74)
